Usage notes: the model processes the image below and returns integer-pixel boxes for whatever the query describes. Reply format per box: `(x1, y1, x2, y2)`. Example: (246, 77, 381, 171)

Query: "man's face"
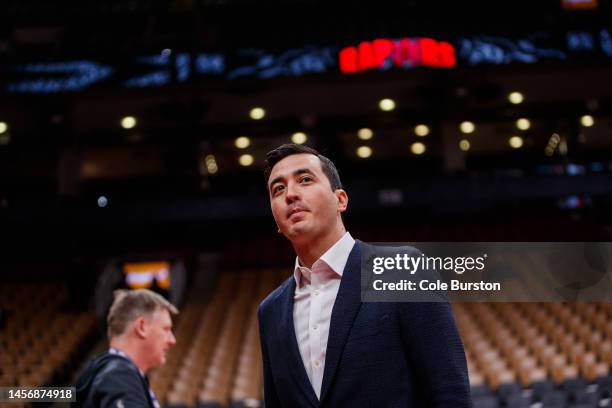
(268, 153, 347, 244)
(143, 308, 176, 370)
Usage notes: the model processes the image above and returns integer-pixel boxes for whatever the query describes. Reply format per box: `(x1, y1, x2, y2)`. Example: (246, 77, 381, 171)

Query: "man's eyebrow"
(268, 168, 315, 191)
(268, 176, 283, 191)
(294, 168, 314, 177)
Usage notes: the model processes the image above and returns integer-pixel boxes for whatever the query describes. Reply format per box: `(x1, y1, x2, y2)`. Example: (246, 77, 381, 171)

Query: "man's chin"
(285, 227, 314, 242)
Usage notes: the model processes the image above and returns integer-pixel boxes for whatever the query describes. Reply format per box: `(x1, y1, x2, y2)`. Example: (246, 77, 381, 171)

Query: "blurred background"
(1, 0, 612, 407)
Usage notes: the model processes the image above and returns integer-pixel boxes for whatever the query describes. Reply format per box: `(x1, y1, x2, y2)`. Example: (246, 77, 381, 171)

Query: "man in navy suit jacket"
(259, 144, 471, 407)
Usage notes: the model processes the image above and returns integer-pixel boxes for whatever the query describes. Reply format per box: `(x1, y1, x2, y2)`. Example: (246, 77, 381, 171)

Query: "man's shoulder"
(360, 241, 423, 257)
(74, 352, 145, 408)
(96, 356, 138, 377)
(86, 353, 142, 388)
(78, 352, 125, 381)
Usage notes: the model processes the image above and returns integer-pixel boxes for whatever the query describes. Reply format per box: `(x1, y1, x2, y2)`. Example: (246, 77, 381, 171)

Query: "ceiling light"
(249, 107, 266, 120)
(411, 142, 426, 155)
(414, 124, 430, 137)
(120, 116, 137, 129)
(459, 121, 475, 134)
(516, 118, 531, 130)
(509, 136, 524, 149)
(291, 132, 307, 144)
(459, 139, 471, 151)
(239, 154, 254, 166)
(378, 99, 396, 112)
(550, 133, 561, 144)
(356, 146, 372, 158)
(205, 155, 218, 174)
(508, 92, 524, 104)
(97, 196, 108, 208)
(357, 128, 373, 140)
(580, 115, 594, 127)
(235, 136, 251, 149)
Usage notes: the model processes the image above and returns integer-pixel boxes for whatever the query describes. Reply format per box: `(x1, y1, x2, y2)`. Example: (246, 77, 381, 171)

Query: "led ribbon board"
(5, 29, 611, 93)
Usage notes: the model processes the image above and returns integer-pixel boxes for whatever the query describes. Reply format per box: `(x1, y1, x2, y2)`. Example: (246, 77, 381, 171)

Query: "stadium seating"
(0, 283, 98, 408)
(455, 302, 612, 407)
(150, 269, 282, 408)
(2, 275, 611, 408)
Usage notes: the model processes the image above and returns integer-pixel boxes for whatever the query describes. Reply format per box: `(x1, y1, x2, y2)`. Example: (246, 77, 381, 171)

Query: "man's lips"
(287, 208, 308, 218)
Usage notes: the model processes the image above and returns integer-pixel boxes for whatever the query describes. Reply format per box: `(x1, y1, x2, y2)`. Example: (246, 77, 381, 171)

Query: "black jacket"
(73, 351, 156, 408)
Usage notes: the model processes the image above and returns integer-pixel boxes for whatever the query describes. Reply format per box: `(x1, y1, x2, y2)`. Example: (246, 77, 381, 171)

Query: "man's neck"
(110, 338, 148, 374)
(293, 226, 346, 269)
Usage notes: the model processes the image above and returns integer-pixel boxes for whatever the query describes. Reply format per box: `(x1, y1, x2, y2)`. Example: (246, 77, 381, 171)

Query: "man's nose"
(285, 182, 300, 202)
(169, 332, 176, 346)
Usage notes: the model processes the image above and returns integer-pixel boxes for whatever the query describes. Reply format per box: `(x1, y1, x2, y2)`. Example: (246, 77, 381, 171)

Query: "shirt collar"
(293, 232, 355, 287)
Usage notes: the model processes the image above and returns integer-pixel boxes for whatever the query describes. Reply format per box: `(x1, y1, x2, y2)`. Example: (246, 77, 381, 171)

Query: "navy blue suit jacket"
(258, 241, 471, 407)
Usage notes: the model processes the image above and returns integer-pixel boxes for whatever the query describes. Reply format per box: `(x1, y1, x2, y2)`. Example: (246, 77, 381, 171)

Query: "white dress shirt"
(293, 232, 355, 399)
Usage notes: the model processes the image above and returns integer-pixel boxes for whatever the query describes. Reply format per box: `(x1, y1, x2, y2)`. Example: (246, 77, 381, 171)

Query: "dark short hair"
(264, 144, 343, 191)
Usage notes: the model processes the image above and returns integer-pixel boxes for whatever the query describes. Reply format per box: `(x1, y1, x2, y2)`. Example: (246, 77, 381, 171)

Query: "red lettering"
(339, 46, 359, 74)
(419, 38, 439, 67)
(339, 37, 456, 74)
(372, 39, 394, 69)
(394, 38, 421, 67)
(409, 39, 422, 66)
(438, 41, 456, 67)
(358, 41, 376, 71)
(393, 39, 408, 66)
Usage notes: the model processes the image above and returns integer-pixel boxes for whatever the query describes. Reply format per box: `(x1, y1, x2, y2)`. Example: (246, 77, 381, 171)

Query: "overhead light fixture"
(205, 155, 218, 174)
(459, 121, 475, 134)
(356, 146, 372, 158)
(545, 133, 560, 156)
(508, 92, 524, 104)
(291, 132, 307, 144)
(249, 107, 266, 120)
(509, 136, 524, 149)
(0, 122, 7, 134)
(414, 124, 430, 137)
(378, 98, 396, 112)
(580, 115, 594, 127)
(97, 196, 108, 208)
(550, 133, 561, 144)
(411, 142, 426, 155)
(459, 139, 471, 151)
(239, 154, 254, 166)
(357, 128, 373, 140)
(235, 136, 251, 149)
(120, 116, 137, 129)
(516, 118, 531, 130)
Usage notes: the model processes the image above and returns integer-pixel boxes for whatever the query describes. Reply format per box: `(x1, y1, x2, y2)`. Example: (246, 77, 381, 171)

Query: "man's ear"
(335, 189, 348, 213)
(134, 316, 147, 339)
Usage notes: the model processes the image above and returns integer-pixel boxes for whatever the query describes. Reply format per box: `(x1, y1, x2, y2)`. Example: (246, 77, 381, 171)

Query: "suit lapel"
(319, 241, 362, 402)
(276, 278, 320, 407)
